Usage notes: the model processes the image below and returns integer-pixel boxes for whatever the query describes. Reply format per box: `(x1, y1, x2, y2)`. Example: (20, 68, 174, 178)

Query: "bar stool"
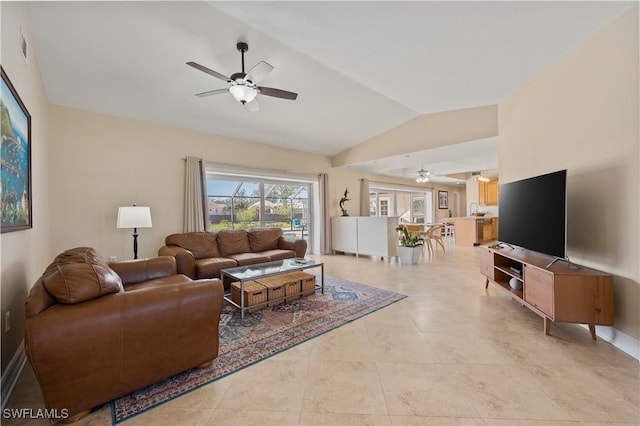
(443, 222, 455, 239)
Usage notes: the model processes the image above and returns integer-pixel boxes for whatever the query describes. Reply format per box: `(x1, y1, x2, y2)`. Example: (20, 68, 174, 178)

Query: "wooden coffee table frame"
(221, 259, 324, 318)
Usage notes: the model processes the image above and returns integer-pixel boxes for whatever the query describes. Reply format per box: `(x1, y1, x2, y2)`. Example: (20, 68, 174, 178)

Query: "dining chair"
(425, 224, 446, 253)
(404, 224, 427, 255)
(405, 224, 423, 234)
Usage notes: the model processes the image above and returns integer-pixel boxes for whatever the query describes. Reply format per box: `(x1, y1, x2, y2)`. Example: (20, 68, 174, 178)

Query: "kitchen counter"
(453, 217, 499, 246)
(450, 215, 496, 220)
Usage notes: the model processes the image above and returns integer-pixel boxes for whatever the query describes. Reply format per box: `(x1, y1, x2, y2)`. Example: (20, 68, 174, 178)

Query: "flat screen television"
(498, 169, 567, 259)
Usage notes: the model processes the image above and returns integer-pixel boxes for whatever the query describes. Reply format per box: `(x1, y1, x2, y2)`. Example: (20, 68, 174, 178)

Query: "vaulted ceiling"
(25, 1, 634, 183)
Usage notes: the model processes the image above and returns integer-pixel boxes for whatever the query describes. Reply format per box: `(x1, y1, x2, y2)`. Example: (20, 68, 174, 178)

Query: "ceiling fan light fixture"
(187, 42, 297, 108)
(229, 85, 257, 104)
(416, 166, 430, 183)
(475, 170, 491, 182)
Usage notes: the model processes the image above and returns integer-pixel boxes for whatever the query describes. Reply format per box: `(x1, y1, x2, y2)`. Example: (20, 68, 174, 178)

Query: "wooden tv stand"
(480, 247, 614, 339)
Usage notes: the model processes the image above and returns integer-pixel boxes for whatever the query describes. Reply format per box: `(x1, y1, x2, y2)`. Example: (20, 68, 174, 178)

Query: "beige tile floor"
(4, 243, 639, 425)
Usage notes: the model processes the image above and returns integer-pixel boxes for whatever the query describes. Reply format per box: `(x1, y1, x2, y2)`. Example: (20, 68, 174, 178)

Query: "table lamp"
(117, 204, 152, 259)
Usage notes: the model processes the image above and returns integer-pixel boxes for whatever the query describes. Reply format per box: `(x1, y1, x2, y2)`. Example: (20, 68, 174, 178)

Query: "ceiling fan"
(415, 167, 431, 183)
(187, 42, 298, 111)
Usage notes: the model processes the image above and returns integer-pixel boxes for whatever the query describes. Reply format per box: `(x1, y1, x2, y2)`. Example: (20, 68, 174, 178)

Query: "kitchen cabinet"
(482, 221, 493, 241)
(479, 179, 499, 206)
(453, 217, 498, 246)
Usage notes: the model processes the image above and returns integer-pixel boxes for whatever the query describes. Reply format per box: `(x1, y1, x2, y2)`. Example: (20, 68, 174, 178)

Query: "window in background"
(206, 172, 312, 244)
(369, 184, 433, 224)
(380, 199, 389, 216)
(411, 194, 425, 223)
(396, 192, 411, 221)
(369, 194, 377, 216)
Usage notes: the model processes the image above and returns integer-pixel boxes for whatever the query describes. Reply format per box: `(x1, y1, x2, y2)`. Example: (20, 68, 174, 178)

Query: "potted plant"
(395, 226, 424, 264)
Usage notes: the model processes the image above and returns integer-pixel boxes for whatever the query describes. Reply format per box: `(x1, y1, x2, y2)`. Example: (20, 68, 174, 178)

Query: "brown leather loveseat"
(24, 247, 224, 423)
(158, 228, 307, 281)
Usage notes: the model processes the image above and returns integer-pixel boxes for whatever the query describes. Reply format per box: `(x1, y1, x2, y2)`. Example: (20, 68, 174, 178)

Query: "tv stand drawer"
(524, 265, 554, 317)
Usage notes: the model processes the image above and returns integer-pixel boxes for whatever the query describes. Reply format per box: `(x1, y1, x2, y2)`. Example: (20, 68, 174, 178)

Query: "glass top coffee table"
(221, 258, 324, 318)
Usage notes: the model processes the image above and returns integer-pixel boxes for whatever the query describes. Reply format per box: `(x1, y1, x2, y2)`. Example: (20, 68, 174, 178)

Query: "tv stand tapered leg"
(485, 278, 489, 289)
(544, 317, 551, 335)
(588, 324, 597, 340)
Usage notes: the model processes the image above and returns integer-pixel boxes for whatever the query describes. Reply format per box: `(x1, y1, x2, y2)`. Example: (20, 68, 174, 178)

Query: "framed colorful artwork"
(1, 66, 32, 232)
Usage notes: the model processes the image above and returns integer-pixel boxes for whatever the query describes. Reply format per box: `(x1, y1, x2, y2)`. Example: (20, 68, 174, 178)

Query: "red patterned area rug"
(111, 274, 406, 424)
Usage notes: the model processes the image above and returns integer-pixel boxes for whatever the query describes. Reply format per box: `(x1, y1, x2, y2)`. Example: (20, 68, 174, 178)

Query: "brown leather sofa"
(158, 228, 307, 281)
(24, 247, 224, 423)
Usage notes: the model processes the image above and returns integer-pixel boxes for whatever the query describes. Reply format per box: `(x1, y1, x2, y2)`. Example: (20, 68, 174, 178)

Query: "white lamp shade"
(117, 206, 152, 228)
(229, 85, 258, 103)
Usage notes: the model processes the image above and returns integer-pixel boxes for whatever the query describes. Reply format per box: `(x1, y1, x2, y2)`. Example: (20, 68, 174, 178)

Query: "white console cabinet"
(331, 216, 399, 261)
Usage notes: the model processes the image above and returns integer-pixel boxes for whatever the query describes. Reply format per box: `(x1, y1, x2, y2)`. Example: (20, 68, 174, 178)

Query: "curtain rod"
(368, 180, 437, 191)
(204, 161, 318, 180)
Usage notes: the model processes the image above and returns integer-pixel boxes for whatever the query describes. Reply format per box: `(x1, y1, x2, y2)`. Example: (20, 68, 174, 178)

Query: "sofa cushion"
(42, 247, 123, 304)
(256, 249, 296, 261)
(124, 274, 194, 291)
(109, 256, 177, 286)
(165, 232, 220, 259)
(216, 230, 251, 256)
(195, 257, 237, 279)
(227, 253, 270, 266)
(248, 228, 283, 253)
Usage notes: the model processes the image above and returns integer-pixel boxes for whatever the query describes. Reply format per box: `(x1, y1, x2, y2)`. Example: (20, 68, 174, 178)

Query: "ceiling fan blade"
(245, 61, 273, 84)
(258, 86, 298, 100)
(195, 88, 229, 97)
(186, 61, 231, 83)
(245, 98, 260, 112)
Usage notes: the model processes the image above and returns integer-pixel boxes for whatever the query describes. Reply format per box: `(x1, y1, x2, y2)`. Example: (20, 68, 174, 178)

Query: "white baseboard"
(1, 341, 27, 409)
(593, 325, 640, 361)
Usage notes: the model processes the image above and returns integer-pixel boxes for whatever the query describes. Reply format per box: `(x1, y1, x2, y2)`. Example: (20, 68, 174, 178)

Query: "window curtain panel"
(318, 173, 332, 254)
(183, 156, 208, 232)
(359, 178, 370, 216)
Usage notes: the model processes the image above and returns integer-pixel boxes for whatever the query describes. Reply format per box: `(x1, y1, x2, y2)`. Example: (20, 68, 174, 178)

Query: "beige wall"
(0, 2, 52, 373)
(48, 106, 462, 260)
(48, 106, 335, 260)
(332, 105, 498, 167)
(499, 7, 639, 340)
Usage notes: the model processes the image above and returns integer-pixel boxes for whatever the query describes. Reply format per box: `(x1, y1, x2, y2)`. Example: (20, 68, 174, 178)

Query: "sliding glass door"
(369, 184, 433, 224)
(206, 174, 312, 244)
